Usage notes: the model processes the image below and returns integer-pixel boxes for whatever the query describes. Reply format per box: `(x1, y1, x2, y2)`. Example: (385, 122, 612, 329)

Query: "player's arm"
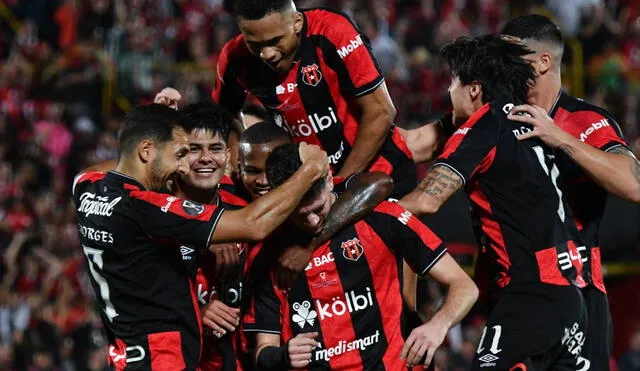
(397, 113, 455, 164)
(255, 332, 319, 370)
(336, 82, 396, 178)
(212, 143, 329, 242)
(212, 40, 248, 133)
(399, 165, 463, 216)
(274, 172, 393, 288)
(509, 104, 640, 203)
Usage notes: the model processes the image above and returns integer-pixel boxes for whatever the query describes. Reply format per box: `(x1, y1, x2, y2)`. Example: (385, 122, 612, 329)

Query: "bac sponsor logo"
(314, 330, 381, 362)
(301, 64, 323, 87)
(579, 118, 609, 142)
(337, 34, 363, 59)
(182, 200, 205, 216)
(78, 224, 114, 244)
(290, 107, 338, 138)
(340, 238, 364, 261)
(305, 251, 334, 271)
(77, 193, 121, 217)
(276, 83, 298, 95)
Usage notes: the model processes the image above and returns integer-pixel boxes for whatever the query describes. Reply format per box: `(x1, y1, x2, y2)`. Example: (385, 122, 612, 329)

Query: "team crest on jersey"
(182, 200, 205, 216)
(340, 238, 364, 261)
(301, 64, 323, 86)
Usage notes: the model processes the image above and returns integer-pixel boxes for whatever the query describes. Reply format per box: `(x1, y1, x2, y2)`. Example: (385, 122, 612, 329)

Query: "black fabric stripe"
(122, 334, 152, 371)
(296, 35, 352, 171)
(331, 224, 388, 370)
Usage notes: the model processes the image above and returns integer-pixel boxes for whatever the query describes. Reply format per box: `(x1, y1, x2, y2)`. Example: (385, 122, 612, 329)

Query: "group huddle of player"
(72, 0, 640, 370)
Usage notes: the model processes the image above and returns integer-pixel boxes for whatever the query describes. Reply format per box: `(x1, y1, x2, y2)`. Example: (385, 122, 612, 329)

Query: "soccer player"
(72, 103, 329, 370)
(244, 143, 478, 370)
(500, 15, 640, 371)
(399, 35, 588, 370)
(213, 0, 415, 198)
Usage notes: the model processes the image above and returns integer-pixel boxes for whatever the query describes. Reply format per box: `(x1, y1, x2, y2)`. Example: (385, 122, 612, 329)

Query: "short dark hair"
(440, 34, 535, 104)
(118, 104, 184, 154)
(239, 121, 291, 145)
(241, 104, 272, 123)
(234, 0, 294, 20)
(181, 101, 232, 143)
(266, 143, 325, 201)
(501, 15, 564, 49)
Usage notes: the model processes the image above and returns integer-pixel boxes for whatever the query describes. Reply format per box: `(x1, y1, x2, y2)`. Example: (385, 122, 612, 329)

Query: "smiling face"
(147, 127, 190, 193)
(238, 10, 303, 74)
(238, 139, 289, 200)
(180, 129, 229, 191)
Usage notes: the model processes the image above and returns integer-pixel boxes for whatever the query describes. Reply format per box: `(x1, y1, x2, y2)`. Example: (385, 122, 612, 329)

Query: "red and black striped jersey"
(243, 201, 446, 370)
(549, 91, 630, 294)
(212, 8, 415, 196)
(72, 171, 225, 370)
(196, 188, 251, 371)
(435, 101, 587, 293)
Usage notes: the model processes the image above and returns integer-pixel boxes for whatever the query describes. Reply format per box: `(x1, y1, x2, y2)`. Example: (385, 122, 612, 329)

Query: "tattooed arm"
(398, 165, 464, 216)
(509, 104, 640, 203)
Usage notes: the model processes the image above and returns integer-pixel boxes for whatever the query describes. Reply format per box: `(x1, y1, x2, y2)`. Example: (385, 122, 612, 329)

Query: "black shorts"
(471, 284, 587, 371)
(580, 285, 613, 371)
(108, 330, 199, 371)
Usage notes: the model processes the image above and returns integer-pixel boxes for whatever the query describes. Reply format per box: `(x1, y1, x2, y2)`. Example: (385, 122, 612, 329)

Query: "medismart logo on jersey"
(77, 193, 122, 217)
(337, 34, 363, 59)
(314, 330, 381, 362)
(579, 118, 609, 142)
(290, 108, 338, 137)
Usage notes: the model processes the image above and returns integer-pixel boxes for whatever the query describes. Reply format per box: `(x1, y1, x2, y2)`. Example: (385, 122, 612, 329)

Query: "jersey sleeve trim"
(419, 247, 447, 276)
(352, 76, 384, 97)
(603, 142, 632, 153)
(431, 162, 467, 185)
(205, 208, 226, 247)
(242, 328, 281, 334)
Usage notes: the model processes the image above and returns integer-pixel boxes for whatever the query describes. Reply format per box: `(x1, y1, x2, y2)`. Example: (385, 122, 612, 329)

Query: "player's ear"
(293, 12, 303, 34)
(469, 81, 482, 102)
(538, 52, 552, 74)
(138, 140, 154, 164)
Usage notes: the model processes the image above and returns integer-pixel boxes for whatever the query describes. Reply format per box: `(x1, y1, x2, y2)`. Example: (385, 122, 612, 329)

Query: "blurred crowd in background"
(1, 0, 640, 370)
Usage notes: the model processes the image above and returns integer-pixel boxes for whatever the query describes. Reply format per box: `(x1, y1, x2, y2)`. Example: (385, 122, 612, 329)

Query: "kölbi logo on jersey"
(77, 193, 122, 217)
(290, 108, 338, 137)
(315, 287, 374, 320)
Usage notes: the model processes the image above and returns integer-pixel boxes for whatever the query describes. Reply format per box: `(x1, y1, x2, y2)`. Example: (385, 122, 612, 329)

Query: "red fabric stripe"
(467, 183, 511, 288)
(147, 331, 186, 371)
(440, 104, 491, 159)
(108, 338, 128, 370)
(77, 171, 107, 184)
(509, 363, 528, 371)
(373, 202, 443, 250)
(391, 127, 413, 159)
(304, 244, 362, 369)
(354, 222, 404, 370)
(189, 277, 203, 363)
(219, 189, 248, 208)
(368, 156, 393, 175)
(590, 247, 607, 293)
(129, 191, 218, 222)
(535, 247, 570, 286)
(470, 146, 497, 178)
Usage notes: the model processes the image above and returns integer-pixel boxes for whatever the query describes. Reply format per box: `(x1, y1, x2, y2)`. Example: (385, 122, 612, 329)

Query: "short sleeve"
(243, 269, 283, 334)
(433, 105, 500, 185)
(212, 38, 248, 115)
(128, 191, 225, 251)
(314, 10, 383, 97)
(367, 201, 447, 276)
(559, 110, 630, 152)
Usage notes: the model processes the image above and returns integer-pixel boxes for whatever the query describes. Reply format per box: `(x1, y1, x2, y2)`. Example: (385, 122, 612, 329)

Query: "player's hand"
(298, 143, 329, 181)
(507, 104, 571, 148)
(288, 332, 319, 368)
(154, 87, 182, 110)
(400, 320, 448, 368)
(201, 299, 240, 337)
(209, 243, 241, 281)
(275, 245, 314, 290)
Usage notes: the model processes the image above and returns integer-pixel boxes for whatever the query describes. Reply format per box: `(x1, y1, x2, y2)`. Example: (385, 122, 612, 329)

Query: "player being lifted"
(399, 35, 588, 370)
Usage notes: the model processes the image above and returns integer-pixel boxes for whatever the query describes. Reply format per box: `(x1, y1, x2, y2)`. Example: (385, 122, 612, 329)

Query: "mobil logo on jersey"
(579, 118, 609, 142)
(289, 107, 339, 137)
(337, 34, 363, 59)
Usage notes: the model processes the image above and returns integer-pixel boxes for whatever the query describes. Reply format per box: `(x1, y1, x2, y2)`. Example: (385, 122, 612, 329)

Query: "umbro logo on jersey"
(340, 238, 364, 261)
(292, 301, 318, 328)
(180, 246, 194, 261)
(301, 64, 323, 86)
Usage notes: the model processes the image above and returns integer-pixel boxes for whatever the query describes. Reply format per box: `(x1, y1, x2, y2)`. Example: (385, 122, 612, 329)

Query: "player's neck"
(115, 159, 152, 190)
(179, 182, 219, 204)
(529, 72, 562, 113)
